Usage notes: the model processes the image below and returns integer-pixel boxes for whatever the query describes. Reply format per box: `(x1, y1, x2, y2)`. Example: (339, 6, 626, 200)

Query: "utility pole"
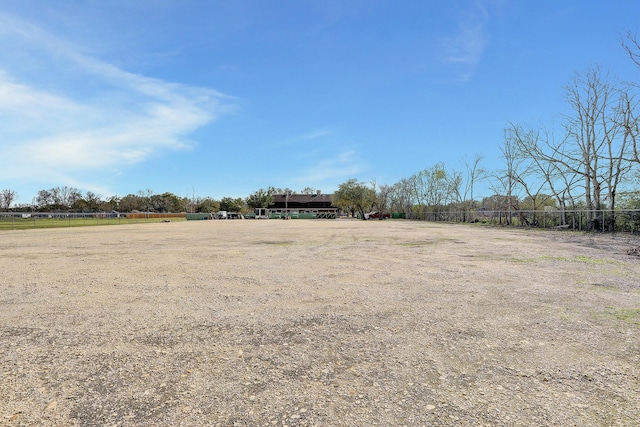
(285, 190, 292, 219)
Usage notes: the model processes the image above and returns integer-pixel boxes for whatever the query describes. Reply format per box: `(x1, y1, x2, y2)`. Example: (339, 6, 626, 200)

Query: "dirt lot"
(1, 219, 639, 426)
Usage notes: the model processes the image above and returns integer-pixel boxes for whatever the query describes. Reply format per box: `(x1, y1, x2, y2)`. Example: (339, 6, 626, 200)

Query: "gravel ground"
(1, 219, 639, 426)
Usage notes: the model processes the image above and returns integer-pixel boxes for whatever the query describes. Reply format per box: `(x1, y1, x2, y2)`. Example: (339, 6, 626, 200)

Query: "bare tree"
(462, 153, 485, 205)
(563, 68, 639, 229)
(508, 69, 617, 228)
(617, 88, 640, 165)
(411, 163, 453, 219)
(563, 69, 607, 225)
(622, 31, 640, 69)
(0, 189, 18, 210)
(388, 178, 414, 218)
(506, 124, 582, 225)
(449, 154, 485, 221)
(602, 88, 637, 229)
(621, 32, 640, 166)
(36, 189, 53, 210)
(492, 128, 528, 224)
(369, 179, 394, 218)
(83, 191, 103, 212)
(505, 68, 636, 230)
(62, 186, 82, 209)
(446, 169, 464, 209)
(48, 186, 82, 210)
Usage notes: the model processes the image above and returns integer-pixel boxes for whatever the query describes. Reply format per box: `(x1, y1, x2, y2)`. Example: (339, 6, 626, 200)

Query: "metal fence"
(4, 209, 640, 233)
(413, 209, 640, 233)
(0, 212, 186, 230)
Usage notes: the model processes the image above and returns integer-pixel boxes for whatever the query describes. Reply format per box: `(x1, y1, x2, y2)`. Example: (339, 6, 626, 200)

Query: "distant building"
(269, 193, 337, 218)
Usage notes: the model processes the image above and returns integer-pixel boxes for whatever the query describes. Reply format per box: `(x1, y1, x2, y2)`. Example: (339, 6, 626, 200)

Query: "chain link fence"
(412, 209, 640, 233)
(4, 209, 640, 233)
(0, 212, 186, 230)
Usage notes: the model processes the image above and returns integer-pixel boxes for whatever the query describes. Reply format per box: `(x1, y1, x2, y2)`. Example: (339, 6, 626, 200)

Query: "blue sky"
(1, 0, 640, 204)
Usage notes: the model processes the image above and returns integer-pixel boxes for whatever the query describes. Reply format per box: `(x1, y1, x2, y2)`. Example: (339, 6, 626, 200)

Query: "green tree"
(195, 197, 220, 213)
(136, 189, 153, 213)
(70, 191, 102, 212)
(300, 187, 319, 194)
(149, 192, 182, 212)
(119, 194, 144, 212)
(84, 191, 103, 212)
(105, 195, 120, 212)
(246, 187, 274, 209)
(332, 179, 375, 219)
(220, 197, 245, 212)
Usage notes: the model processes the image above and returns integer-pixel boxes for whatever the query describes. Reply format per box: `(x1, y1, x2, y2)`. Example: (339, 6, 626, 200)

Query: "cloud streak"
(439, 1, 491, 81)
(295, 150, 367, 184)
(0, 12, 233, 193)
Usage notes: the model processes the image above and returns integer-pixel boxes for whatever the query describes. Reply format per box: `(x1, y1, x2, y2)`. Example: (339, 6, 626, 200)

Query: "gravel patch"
(1, 220, 639, 426)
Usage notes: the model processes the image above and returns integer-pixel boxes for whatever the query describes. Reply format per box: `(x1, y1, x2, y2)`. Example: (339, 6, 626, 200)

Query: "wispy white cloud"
(295, 150, 367, 185)
(439, 1, 491, 81)
(297, 129, 333, 141)
(276, 129, 334, 148)
(0, 12, 233, 193)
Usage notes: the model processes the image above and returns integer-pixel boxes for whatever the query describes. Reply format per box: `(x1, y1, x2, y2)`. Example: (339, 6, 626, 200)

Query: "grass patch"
(259, 240, 295, 246)
(397, 242, 436, 247)
(603, 307, 640, 325)
(397, 239, 444, 247)
(573, 255, 617, 264)
(511, 255, 621, 265)
(0, 217, 186, 231)
(510, 255, 570, 263)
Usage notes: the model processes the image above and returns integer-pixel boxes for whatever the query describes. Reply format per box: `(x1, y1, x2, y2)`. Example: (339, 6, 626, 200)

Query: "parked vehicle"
(215, 211, 244, 219)
(364, 211, 391, 220)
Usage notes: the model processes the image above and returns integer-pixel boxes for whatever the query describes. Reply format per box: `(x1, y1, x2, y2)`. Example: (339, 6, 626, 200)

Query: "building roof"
(271, 193, 333, 205)
(269, 193, 337, 210)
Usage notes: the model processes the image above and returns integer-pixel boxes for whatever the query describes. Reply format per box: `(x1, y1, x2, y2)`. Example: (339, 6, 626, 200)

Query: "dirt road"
(1, 220, 639, 426)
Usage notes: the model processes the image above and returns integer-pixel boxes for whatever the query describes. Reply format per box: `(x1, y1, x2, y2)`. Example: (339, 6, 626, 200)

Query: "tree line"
(0, 186, 321, 215)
